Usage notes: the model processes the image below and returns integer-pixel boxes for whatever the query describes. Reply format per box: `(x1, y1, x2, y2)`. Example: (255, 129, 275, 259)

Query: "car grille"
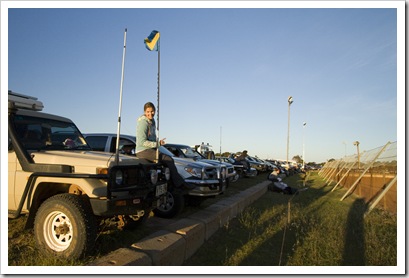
(204, 167, 218, 180)
(124, 167, 146, 185)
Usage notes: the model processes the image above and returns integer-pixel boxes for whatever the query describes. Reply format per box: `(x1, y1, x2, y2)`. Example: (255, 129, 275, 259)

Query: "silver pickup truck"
(164, 143, 238, 184)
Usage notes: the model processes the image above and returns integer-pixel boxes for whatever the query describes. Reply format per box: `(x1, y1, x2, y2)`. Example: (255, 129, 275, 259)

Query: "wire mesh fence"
(318, 141, 397, 215)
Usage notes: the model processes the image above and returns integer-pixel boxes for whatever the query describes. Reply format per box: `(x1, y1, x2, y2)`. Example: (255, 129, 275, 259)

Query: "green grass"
(184, 172, 397, 266)
(8, 172, 397, 266)
(7, 173, 270, 266)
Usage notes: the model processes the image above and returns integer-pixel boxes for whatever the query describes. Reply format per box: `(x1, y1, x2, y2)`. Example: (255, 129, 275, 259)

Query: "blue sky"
(3, 1, 404, 163)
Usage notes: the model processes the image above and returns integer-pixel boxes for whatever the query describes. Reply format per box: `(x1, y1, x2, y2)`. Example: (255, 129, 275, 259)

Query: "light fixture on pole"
(302, 122, 306, 170)
(353, 141, 360, 169)
(286, 96, 293, 168)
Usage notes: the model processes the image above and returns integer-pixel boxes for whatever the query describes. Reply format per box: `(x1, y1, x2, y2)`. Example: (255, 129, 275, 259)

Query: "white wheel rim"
(43, 211, 73, 252)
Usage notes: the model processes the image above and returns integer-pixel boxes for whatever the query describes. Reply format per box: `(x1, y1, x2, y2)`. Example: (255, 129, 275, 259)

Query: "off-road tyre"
(34, 193, 97, 259)
(154, 189, 185, 218)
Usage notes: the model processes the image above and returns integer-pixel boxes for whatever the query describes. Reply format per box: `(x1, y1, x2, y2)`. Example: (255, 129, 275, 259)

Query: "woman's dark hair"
(144, 102, 156, 112)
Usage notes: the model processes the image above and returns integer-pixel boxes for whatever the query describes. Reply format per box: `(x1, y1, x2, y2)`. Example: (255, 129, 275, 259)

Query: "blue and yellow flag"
(144, 30, 160, 51)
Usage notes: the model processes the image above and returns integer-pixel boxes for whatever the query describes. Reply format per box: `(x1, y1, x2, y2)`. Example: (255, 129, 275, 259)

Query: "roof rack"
(8, 90, 44, 111)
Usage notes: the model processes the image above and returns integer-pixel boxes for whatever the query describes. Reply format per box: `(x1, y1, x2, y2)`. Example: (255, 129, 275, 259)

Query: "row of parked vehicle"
(83, 134, 264, 218)
(84, 134, 307, 217)
(7, 90, 299, 261)
(220, 152, 302, 178)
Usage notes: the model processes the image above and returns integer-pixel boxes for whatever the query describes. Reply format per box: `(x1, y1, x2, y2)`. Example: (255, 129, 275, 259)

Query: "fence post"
(365, 175, 397, 216)
(327, 160, 350, 186)
(318, 162, 326, 175)
(324, 160, 342, 183)
(340, 142, 391, 201)
(320, 160, 336, 178)
(331, 161, 357, 192)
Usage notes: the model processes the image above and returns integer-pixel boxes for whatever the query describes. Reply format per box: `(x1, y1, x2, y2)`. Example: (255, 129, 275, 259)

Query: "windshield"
(159, 146, 174, 157)
(179, 146, 203, 159)
(11, 114, 91, 151)
(226, 157, 235, 164)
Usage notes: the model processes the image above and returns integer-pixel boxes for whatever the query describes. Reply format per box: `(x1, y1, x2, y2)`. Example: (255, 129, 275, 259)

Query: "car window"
(181, 146, 201, 159)
(109, 137, 135, 154)
(86, 136, 108, 151)
(12, 114, 90, 151)
(166, 147, 180, 157)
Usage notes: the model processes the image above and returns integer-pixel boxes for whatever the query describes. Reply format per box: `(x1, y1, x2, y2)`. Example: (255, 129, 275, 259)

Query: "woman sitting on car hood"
(136, 101, 164, 160)
(136, 102, 187, 188)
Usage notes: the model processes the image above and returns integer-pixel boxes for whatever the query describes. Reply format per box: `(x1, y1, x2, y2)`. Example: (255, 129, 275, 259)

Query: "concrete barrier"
(89, 247, 152, 266)
(188, 208, 222, 240)
(89, 180, 269, 266)
(165, 218, 205, 260)
(131, 230, 186, 266)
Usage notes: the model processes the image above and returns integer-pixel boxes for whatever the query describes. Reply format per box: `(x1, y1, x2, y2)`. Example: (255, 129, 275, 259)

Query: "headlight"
(164, 167, 171, 181)
(115, 170, 123, 185)
(221, 167, 226, 179)
(150, 170, 158, 185)
(184, 166, 203, 179)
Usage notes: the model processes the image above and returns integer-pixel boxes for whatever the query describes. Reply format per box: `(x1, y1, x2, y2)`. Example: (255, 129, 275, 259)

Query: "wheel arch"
(25, 182, 87, 229)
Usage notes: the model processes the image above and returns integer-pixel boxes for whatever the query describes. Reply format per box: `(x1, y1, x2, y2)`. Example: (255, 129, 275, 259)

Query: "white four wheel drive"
(8, 90, 169, 259)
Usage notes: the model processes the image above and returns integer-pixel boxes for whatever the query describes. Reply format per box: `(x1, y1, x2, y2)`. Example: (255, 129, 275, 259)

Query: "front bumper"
(185, 178, 226, 197)
(246, 168, 258, 177)
(90, 182, 167, 217)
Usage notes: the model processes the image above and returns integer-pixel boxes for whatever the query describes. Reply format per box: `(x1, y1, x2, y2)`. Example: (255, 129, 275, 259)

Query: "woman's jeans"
(136, 148, 185, 188)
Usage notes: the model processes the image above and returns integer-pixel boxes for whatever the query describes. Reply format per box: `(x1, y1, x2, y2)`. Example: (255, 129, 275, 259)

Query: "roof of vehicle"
(12, 106, 74, 123)
(163, 143, 190, 148)
(84, 133, 136, 141)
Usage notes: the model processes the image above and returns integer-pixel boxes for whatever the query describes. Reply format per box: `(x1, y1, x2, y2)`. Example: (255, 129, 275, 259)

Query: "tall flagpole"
(115, 28, 127, 165)
(155, 38, 161, 162)
(144, 30, 161, 162)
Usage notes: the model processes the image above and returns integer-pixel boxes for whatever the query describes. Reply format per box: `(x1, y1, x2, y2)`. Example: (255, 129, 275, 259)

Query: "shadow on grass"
(185, 172, 396, 266)
(212, 180, 337, 266)
(342, 198, 367, 265)
(251, 175, 368, 266)
(238, 184, 335, 266)
(235, 173, 357, 266)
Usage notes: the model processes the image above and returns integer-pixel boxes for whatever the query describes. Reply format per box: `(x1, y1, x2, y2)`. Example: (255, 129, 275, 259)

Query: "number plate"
(156, 183, 167, 197)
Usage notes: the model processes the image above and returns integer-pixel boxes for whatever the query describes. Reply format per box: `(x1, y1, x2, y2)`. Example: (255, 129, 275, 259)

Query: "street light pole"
(286, 96, 293, 168)
(302, 122, 306, 170)
(353, 141, 360, 169)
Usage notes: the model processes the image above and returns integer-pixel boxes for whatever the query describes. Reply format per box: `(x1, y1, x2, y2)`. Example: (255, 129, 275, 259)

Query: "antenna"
(115, 28, 127, 165)
(220, 126, 222, 156)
